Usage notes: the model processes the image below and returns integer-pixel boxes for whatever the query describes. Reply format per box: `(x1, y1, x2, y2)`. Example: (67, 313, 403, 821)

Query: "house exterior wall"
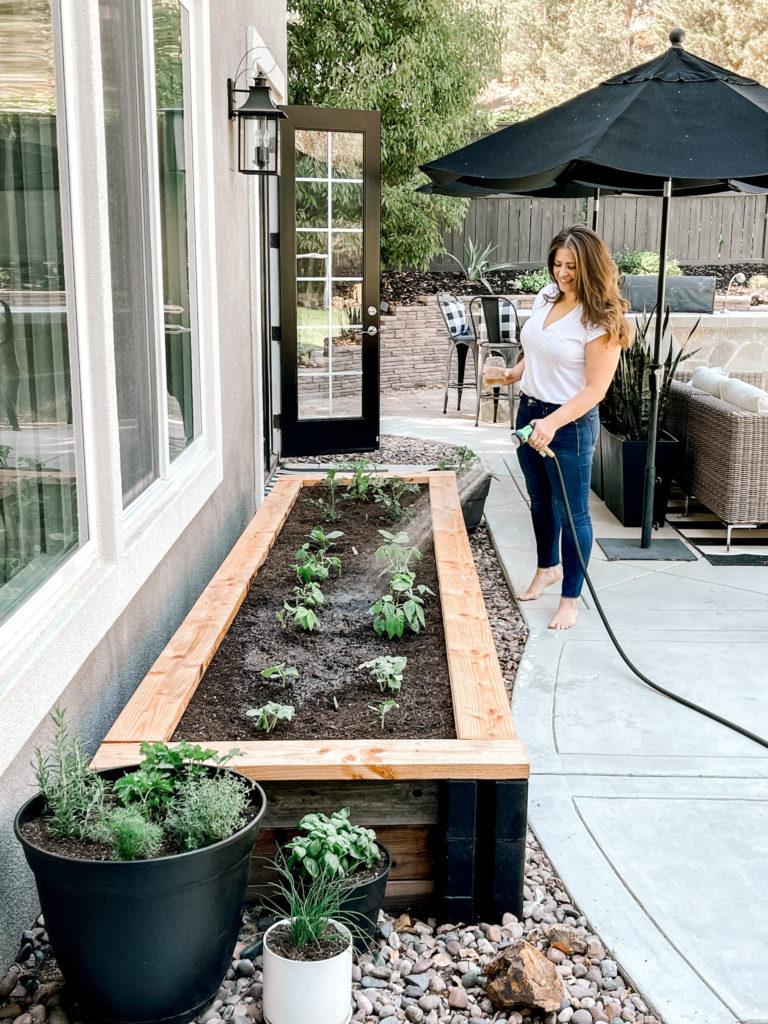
(0, 0, 287, 967)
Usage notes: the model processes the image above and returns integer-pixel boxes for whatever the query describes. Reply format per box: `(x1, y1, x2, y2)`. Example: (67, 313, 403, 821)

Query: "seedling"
(246, 702, 295, 733)
(314, 468, 343, 523)
(359, 655, 407, 694)
(277, 601, 320, 632)
(373, 477, 420, 521)
(374, 529, 422, 576)
(293, 533, 342, 582)
(368, 699, 398, 731)
(342, 458, 377, 501)
(435, 445, 478, 474)
(259, 664, 299, 683)
(292, 580, 325, 608)
(307, 527, 344, 552)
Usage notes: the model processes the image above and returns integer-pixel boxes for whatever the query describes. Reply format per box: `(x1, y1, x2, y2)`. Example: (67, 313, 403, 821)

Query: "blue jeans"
(515, 394, 600, 599)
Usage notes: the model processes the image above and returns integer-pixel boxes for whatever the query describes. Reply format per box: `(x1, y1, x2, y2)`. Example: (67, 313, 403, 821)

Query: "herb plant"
(165, 772, 250, 851)
(260, 664, 299, 683)
(359, 655, 407, 694)
(369, 699, 398, 731)
(285, 806, 380, 880)
(246, 702, 295, 733)
(263, 855, 357, 951)
(105, 807, 163, 861)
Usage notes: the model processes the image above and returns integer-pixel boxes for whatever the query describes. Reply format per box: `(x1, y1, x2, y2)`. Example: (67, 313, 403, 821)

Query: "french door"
(278, 106, 380, 457)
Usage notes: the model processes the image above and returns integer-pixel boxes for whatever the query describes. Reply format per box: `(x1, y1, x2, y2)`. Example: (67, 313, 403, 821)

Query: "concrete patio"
(382, 387, 768, 1024)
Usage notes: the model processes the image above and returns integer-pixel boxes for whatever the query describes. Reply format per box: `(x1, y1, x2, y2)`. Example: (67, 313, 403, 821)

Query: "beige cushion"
(691, 366, 729, 397)
(719, 377, 768, 414)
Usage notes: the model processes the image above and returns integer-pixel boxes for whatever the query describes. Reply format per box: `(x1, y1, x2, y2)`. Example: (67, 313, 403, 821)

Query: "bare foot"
(548, 598, 580, 630)
(517, 565, 563, 601)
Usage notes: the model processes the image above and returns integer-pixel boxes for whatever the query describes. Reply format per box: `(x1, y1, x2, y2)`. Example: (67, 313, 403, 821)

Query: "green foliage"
(601, 310, 699, 441)
(442, 240, 517, 293)
(369, 699, 399, 731)
(165, 772, 250, 851)
(288, 0, 505, 268)
(516, 268, 551, 294)
(33, 708, 107, 841)
(613, 248, 682, 277)
(307, 527, 344, 552)
(105, 807, 163, 861)
(264, 855, 357, 950)
(314, 469, 343, 523)
(114, 740, 237, 813)
(286, 806, 380, 881)
(435, 445, 479, 474)
(293, 528, 342, 584)
(246, 702, 296, 733)
(374, 530, 422, 575)
(292, 580, 325, 609)
(359, 655, 407, 694)
(277, 600, 320, 631)
(260, 664, 300, 683)
(342, 459, 377, 501)
(372, 477, 420, 521)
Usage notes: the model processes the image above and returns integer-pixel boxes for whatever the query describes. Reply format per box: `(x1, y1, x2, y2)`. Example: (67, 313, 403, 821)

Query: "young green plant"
(259, 664, 299, 683)
(368, 699, 398, 732)
(285, 806, 380, 881)
(372, 476, 420, 521)
(358, 655, 407, 694)
(246, 702, 295, 733)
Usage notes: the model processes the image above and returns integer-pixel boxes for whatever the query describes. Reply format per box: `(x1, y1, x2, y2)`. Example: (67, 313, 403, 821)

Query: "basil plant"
(285, 806, 380, 880)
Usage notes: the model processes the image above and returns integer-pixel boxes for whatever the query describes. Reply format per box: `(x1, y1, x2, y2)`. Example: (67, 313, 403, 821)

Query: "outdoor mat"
(666, 495, 768, 566)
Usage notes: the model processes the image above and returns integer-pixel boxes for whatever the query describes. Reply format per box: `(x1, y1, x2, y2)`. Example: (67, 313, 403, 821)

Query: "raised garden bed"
(93, 472, 529, 920)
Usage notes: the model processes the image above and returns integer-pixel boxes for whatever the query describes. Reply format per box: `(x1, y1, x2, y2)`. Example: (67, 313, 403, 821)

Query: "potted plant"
(262, 861, 356, 1024)
(599, 308, 698, 527)
(434, 445, 493, 530)
(285, 806, 390, 951)
(14, 710, 267, 1024)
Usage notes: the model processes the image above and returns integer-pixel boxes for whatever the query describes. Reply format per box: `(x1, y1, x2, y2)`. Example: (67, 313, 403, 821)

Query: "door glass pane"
(99, 0, 159, 505)
(0, 0, 84, 623)
(154, 0, 199, 461)
(295, 131, 364, 420)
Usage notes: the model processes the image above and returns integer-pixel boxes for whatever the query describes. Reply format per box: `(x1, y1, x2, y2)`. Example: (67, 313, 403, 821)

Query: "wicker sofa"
(667, 371, 768, 547)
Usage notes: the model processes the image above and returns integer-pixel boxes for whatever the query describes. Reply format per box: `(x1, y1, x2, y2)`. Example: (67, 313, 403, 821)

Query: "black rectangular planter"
(590, 426, 604, 499)
(601, 425, 678, 527)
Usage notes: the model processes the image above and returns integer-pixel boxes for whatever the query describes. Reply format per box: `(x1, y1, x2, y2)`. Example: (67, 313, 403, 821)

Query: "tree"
(287, 0, 504, 269)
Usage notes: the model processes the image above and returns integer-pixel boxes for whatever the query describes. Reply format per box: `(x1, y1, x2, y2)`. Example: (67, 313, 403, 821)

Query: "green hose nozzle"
(511, 424, 554, 457)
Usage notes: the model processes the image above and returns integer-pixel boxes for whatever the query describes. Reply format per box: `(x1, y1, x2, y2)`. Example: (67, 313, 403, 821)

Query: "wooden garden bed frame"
(93, 472, 529, 919)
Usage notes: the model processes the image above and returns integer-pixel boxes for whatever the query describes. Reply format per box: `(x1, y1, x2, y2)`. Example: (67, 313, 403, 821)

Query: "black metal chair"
(437, 292, 477, 413)
(469, 295, 521, 427)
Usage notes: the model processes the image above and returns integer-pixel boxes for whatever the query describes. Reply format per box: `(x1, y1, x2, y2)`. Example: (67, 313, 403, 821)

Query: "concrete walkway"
(382, 388, 768, 1024)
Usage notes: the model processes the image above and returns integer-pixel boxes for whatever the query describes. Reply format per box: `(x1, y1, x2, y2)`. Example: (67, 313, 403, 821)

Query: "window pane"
(99, 0, 159, 505)
(0, 0, 84, 623)
(154, 0, 199, 461)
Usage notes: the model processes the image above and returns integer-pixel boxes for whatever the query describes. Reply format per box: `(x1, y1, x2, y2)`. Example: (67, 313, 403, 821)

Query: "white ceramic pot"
(262, 918, 353, 1024)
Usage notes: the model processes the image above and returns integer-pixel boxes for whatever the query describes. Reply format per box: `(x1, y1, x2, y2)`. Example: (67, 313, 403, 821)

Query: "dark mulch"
(381, 263, 768, 306)
(265, 922, 349, 962)
(172, 487, 455, 743)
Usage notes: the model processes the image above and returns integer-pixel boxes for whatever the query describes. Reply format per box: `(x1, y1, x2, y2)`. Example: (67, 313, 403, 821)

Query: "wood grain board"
(96, 472, 528, 780)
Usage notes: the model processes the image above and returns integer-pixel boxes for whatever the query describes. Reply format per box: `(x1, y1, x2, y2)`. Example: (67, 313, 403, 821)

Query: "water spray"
(511, 424, 768, 750)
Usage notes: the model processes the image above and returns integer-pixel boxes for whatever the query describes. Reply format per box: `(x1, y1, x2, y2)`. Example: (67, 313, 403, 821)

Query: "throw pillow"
(719, 378, 768, 414)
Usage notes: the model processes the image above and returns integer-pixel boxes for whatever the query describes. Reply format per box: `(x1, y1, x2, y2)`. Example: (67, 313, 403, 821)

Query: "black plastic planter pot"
(459, 474, 492, 531)
(341, 845, 391, 952)
(600, 425, 679, 528)
(590, 426, 604, 500)
(15, 767, 267, 1024)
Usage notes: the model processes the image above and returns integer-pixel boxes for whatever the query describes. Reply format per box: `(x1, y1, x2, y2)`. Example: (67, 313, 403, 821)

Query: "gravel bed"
(0, 505, 661, 1024)
(282, 435, 467, 467)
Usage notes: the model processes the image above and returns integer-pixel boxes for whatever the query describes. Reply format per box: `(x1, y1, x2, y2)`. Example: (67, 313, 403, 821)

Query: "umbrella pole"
(591, 188, 601, 231)
(640, 178, 672, 547)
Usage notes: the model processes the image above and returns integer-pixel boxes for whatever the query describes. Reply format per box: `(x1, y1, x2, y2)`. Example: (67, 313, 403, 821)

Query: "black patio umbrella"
(420, 28, 768, 554)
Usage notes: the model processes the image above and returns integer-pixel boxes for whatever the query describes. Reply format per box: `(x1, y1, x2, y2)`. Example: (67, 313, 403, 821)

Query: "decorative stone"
(485, 941, 566, 1013)
(447, 988, 468, 1010)
(546, 926, 587, 956)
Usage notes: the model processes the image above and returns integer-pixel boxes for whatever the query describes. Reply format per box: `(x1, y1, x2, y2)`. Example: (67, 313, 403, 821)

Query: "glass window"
(0, 0, 85, 623)
(99, 0, 160, 506)
(153, 0, 200, 461)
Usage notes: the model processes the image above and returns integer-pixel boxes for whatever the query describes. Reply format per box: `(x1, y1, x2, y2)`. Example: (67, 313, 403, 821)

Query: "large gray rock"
(485, 940, 566, 1013)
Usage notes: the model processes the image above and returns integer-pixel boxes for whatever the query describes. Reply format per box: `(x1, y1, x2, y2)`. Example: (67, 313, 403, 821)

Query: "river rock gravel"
(0, 442, 664, 1024)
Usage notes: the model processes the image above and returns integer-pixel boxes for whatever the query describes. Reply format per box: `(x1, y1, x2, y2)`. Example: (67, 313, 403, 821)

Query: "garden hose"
(511, 424, 768, 751)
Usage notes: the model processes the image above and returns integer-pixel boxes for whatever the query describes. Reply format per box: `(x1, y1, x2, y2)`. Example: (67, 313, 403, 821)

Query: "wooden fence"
(431, 194, 768, 270)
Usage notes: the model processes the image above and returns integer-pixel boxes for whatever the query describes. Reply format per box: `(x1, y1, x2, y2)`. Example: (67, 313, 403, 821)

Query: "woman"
(501, 225, 631, 630)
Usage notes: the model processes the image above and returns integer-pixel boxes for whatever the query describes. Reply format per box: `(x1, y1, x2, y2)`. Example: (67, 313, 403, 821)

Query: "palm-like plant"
(601, 308, 699, 442)
(442, 239, 516, 294)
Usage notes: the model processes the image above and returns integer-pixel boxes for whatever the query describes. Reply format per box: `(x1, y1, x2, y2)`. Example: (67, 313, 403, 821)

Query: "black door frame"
(278, 106, 381, 457)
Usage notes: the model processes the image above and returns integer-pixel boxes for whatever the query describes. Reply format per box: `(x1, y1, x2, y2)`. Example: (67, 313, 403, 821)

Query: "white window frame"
(0, 0, 223, 779)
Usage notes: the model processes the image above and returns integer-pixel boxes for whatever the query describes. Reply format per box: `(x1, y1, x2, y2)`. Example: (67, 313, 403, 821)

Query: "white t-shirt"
(519, 283, 607, 404)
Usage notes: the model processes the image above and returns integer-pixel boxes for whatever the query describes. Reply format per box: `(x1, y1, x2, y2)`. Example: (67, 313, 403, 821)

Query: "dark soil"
(381, 263, 768, 306)
(265, 921, 349, 962)
(340, 846, 388, 886)
(172, 487, 455, 742)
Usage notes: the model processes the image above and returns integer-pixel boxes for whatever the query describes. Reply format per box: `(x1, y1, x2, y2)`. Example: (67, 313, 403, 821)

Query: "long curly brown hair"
(545, 225, 632, 349)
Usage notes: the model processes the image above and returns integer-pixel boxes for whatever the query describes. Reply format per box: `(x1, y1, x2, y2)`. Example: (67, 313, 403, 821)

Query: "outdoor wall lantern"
(227, 71, 286, 175)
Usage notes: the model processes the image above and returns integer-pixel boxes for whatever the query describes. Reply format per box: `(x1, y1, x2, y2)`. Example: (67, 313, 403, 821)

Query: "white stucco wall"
(0, 0, 287, 967)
